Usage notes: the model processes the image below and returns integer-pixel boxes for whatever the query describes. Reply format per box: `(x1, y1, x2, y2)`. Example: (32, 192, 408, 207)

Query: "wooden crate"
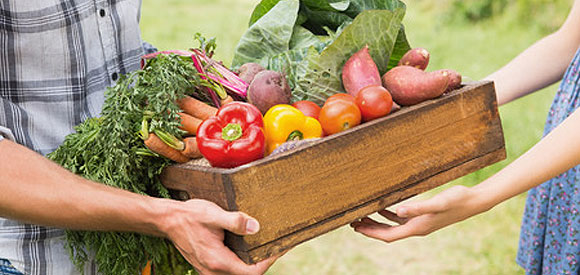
(161, 81, 506, 264)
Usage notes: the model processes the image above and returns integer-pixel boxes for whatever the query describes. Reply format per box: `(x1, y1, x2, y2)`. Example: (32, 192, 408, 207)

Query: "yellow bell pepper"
(263, 104, 323, 155)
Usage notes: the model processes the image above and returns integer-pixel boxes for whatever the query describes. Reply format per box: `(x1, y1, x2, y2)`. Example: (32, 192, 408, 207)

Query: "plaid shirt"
(0, 0, 147, 274)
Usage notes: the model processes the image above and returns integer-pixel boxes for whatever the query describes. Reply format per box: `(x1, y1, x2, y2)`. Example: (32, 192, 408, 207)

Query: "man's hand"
(158, 199, 278, 275)
(350, 186, 489, 243)
(0, 141, 279, 274)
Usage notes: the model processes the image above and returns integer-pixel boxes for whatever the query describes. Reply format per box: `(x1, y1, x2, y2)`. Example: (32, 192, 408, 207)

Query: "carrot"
(177, 96, 218, 120)
(144, 133, 189, 163)
(141, 261, 152, 275)
(220, 95, 234, 106)
(181, 137, 202, 159)
(178, 112, 203, 136)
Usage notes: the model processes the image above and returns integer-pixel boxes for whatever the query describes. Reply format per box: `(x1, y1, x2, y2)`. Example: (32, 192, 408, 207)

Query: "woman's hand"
(351, 186, 490, 243)
(352, 105, 580, 244)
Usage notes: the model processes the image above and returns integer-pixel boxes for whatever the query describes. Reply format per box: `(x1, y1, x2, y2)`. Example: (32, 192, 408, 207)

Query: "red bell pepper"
(196, 102, 265, 168)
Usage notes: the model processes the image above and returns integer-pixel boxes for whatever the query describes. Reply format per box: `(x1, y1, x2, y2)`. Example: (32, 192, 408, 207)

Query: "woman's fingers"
(352, 186, 478, 243)
(397, 185, 472, 218)
(397, 199, 444, 218)
(378, 209, 408, 225)
(361, 217, 381, 225)
(352, 222, 415, 243)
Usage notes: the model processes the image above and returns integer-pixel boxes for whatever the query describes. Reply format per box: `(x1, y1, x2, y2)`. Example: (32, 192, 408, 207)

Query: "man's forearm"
(0, 139, 170, 237)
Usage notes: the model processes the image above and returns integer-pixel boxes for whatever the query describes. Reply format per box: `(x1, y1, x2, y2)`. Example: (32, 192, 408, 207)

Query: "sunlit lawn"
(141, 1, 561, 273)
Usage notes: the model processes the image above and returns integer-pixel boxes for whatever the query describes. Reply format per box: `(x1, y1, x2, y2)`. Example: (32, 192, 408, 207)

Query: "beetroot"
(382, 66, 449, 106)
(238, 63, 265, 85)
(247, 70, 292, 114)
(342, 45, 382, 97)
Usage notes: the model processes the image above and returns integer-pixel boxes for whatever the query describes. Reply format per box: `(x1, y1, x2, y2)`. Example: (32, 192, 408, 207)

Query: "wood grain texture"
(161, 81, 506, 264)
(236, 148, 506, 263)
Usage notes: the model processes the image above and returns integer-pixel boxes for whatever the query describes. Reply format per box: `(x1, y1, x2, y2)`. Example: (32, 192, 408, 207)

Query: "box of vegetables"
(161, 0, 506, 265)
(48, 0, 505, 273)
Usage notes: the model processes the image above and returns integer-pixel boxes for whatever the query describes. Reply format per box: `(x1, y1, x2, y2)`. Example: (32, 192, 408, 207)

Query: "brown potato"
(382, 66, 449, 106)
(398, 48, 430, 71)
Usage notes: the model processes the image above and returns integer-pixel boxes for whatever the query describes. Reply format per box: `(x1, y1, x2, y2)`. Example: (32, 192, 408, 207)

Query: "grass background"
(140, 1, 569, 274)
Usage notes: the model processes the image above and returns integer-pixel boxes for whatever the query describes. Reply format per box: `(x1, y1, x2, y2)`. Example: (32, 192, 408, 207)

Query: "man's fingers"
(378, 209, 408, 225)
(252, 255, 282, 274)
(208, 246, 279, 275)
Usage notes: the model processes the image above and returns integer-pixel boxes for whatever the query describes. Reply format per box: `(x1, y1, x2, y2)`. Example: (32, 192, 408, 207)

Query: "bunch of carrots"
(142, 95, 233, 163)
(138, 36, 247, 165)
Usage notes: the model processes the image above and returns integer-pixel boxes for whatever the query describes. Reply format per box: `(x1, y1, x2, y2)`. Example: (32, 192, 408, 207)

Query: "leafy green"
(233, 0, 299, 68)
(233, 0, 411, 105)
(248, 0, 282, 26)
(48, 55, 199, 275)
(294, 9, 406, 103)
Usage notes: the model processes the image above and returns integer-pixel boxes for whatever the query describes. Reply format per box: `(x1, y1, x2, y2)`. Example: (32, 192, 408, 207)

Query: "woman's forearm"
(485, 32, 572, 105)
(0, 139, 169, 237)
(473, 107, 580, 209)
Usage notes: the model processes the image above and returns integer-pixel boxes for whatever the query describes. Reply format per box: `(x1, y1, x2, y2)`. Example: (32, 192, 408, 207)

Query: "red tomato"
(355, 85, 393, 121)
(319, 93, 361, 135)
(292, 100, 321, 119)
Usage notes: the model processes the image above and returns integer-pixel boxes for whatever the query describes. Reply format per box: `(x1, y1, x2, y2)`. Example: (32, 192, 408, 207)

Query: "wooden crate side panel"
(160, 167, 232, 210)
(236, 148, 506, 263)
(231, 83, 503, 248)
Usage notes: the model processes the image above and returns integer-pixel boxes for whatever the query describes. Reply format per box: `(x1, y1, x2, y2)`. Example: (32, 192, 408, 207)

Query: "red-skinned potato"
(436, 69, 462, 91)
(398, 48, 430, 70)
(382, 66, 450, 106)
(342, 45, 381, 97)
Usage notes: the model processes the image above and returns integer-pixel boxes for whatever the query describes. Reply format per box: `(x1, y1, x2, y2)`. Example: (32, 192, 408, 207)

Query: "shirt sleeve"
(142, 41, 158, 55)
(0, 126, 15, 142)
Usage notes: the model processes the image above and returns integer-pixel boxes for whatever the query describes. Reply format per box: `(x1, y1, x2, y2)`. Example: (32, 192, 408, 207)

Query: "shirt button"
(111, 72, 119, 81)
(99, 9, 106, 17)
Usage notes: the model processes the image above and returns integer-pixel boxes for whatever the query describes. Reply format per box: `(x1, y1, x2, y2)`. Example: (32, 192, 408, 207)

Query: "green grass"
(140, 1, 566, 274)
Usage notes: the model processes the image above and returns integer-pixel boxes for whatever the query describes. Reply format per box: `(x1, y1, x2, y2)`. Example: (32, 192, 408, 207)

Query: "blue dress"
(517, 46, 580, 274)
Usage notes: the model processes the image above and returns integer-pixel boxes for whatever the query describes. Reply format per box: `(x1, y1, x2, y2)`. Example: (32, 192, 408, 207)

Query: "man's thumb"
(218, 211, 260, 235)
